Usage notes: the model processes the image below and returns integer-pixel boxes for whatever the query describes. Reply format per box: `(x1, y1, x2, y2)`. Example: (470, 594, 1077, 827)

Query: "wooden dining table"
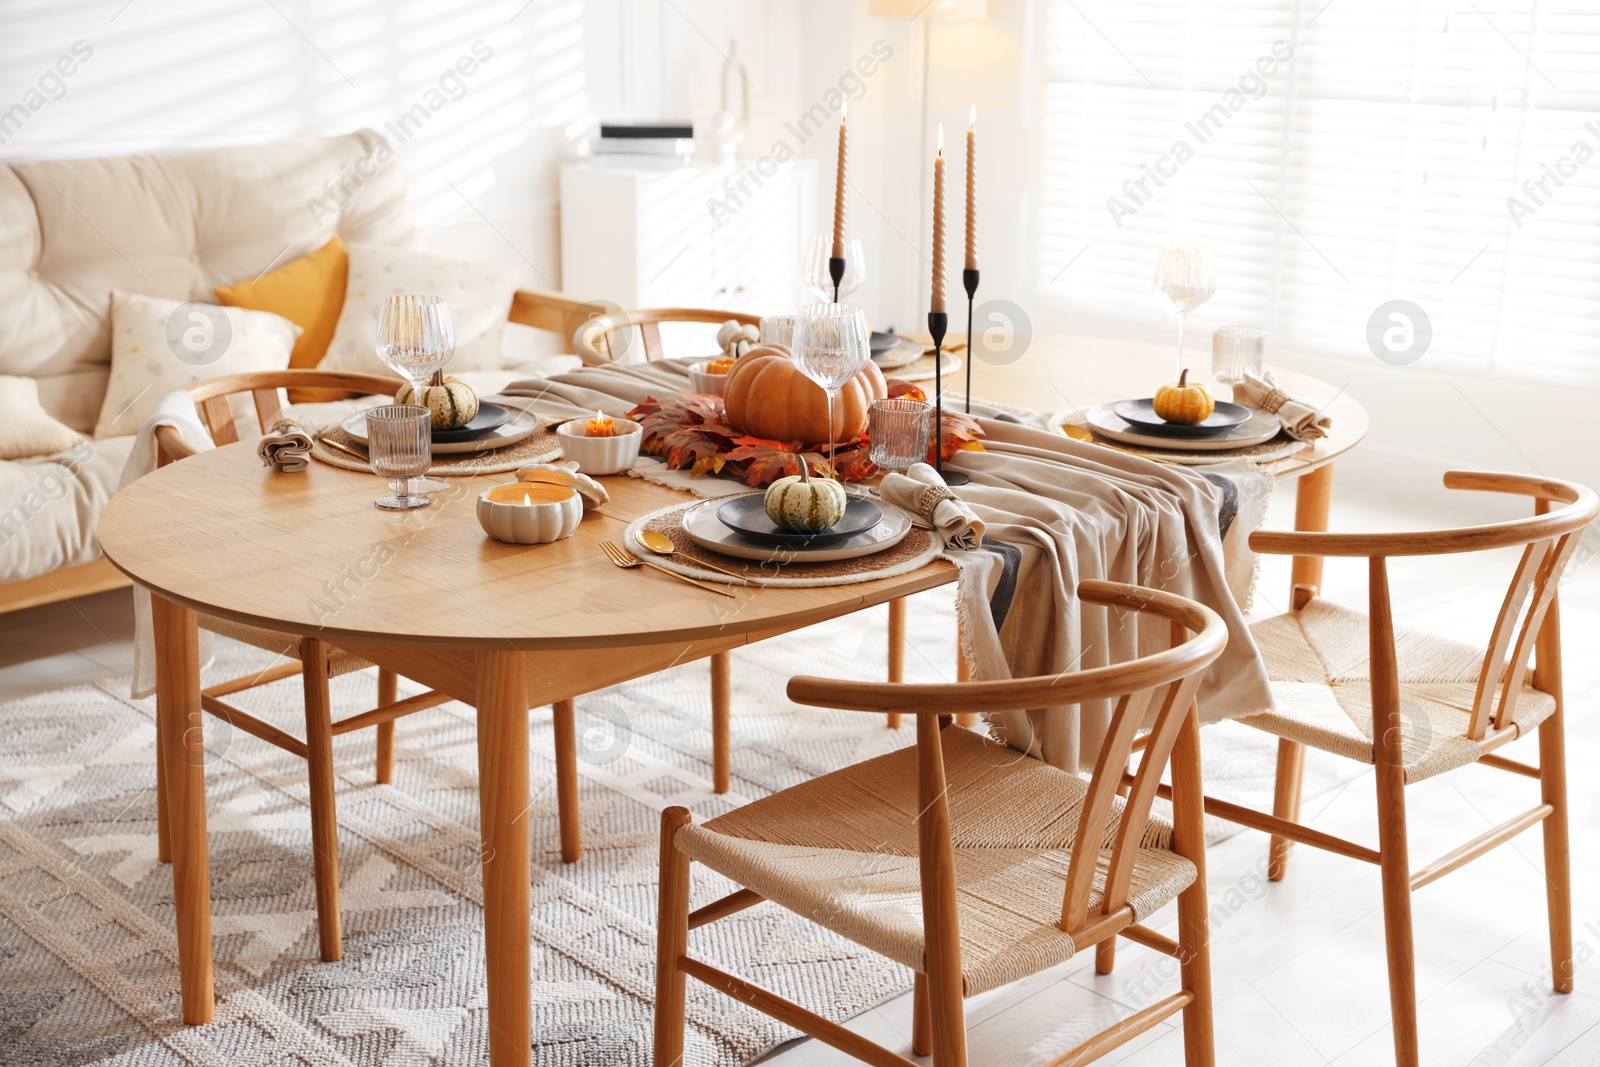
(96, 335, 1366, 1066)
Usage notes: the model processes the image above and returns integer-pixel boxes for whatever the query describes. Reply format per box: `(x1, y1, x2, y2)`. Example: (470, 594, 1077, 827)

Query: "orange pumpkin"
(723, 344, 888, 447)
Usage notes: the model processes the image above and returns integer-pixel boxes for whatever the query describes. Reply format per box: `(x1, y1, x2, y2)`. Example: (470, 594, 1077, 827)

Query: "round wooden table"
(98, 337, 1366, 1066)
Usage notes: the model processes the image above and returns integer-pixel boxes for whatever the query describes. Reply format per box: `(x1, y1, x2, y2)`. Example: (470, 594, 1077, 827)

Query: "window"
(1037, 0, 1600, 384)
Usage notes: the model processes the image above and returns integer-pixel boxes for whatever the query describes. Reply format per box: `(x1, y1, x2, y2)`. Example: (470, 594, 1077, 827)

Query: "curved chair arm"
(1250, 470, 1597, 559)
(573, 308, 762, 366)
(786, 580, 1226, 715)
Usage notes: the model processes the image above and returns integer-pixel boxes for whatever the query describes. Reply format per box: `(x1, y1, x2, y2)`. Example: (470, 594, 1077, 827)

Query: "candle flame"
(937, 122, 944, 153)
(969, 103, 976, 127)
(596, 409, 606, 421)
(842, 99, 848, 122)
(523, 492, 531, 506)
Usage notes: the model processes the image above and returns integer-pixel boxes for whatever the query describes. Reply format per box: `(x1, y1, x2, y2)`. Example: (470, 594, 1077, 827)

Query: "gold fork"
(598, 540, 737, 597)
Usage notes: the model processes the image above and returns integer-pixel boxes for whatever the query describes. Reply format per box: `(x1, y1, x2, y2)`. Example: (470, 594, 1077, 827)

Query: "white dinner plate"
(1078, 403, 1283, 451)
(341, 404, 543, 454)
(679, 496, 915, 563)
(871, 336, 924, 370)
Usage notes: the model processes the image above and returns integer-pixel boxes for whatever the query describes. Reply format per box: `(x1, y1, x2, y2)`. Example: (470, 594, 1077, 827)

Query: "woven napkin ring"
(1257, 388, 1291, 414)
(916, 485, 957, 521)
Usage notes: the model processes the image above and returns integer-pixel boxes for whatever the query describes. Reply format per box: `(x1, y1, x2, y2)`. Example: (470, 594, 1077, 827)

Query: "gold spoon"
(635, 528, 757, 584)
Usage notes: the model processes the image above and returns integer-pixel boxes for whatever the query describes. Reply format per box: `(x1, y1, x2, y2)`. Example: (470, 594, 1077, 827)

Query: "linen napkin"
(1236, 369, 1332, 441)
(880, 462, 985, 550)
(257, 418, 314, 472)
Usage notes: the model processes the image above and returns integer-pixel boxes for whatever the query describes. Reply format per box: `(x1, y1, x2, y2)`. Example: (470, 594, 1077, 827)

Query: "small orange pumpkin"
(722, 344, 888, 447)
(1152, 369, 1215, 426)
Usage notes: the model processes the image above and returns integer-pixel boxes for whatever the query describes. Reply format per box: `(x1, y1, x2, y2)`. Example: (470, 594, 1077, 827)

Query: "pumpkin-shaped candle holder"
(477, 483, 584, 544)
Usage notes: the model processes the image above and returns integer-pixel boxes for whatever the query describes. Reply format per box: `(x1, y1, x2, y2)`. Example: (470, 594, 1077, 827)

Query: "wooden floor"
(4, 458, 1598, 1066)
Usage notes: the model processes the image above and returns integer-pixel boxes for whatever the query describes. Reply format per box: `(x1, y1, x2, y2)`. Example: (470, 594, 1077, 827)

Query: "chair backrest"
(155, 370, 398, 463)
(1252, 470, 1598, 746)
(786, 579, 1228, 948)
(572, 307, 760, 366)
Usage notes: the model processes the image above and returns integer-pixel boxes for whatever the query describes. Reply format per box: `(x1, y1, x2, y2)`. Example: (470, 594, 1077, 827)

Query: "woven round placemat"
(886, 349, 962, 384)
(1055, 410, 1306, 467)
(310, 422, 562, 475)
(621, 500, 942, 587)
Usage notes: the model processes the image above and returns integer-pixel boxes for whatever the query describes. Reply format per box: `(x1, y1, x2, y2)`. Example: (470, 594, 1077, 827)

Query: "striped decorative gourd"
(763, 456, 847, 533)
(396, 371, 480, 429)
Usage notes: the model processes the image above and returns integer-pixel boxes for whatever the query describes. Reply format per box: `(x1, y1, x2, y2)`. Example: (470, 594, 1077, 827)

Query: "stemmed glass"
(1153, 243, 1217, 378)
(795, 302, 871, 471)
(868, 398, 931, 475)
(377, 295, 454, 492)
(805, 235, 866, 302)
(366, 405, 432, 511)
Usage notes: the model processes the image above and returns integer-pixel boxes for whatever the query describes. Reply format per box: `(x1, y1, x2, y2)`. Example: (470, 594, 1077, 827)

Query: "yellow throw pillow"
(0, 375, 86, 460)
(216, 235, 347, 401)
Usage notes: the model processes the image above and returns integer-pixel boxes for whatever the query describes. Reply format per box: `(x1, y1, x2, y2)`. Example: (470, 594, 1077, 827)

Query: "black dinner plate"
(870, 330, 900, 353)
(1112, 398, 1251, 437)
(716, 494, 883, 548)
(431, 402, 511, 443)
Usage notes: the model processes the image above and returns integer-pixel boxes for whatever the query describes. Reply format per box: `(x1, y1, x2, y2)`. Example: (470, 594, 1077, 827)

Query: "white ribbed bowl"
(556, 418, 642, 476)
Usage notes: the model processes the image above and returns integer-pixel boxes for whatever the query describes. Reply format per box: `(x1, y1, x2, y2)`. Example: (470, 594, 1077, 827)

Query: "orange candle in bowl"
(585, 410, 617, 437)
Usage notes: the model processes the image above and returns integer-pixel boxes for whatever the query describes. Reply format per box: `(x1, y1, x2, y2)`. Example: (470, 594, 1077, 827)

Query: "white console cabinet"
(559, 159, 817, 342)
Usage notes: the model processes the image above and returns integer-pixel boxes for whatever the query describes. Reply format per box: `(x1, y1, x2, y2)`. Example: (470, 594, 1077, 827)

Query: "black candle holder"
(927, 310, 970, 486)
(962, 267, 979, 413)
(828, 256, 845, 303)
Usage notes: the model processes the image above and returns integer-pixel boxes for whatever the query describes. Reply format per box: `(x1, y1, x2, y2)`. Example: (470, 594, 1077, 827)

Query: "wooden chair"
(1193, 470, 1597, 1067)
(655, 579, 1229, 1067)
(153, 369, 453, 962)
(571, 307, 759, 366)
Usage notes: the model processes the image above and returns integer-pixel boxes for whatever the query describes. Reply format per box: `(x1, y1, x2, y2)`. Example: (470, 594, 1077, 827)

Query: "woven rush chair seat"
(677, 725, 1197, 998)
(199, 613, 373, 678)
(1242, 600, 1556, 783)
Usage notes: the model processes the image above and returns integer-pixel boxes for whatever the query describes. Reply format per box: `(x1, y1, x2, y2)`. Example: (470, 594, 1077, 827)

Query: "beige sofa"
(0, 130, 579, 612)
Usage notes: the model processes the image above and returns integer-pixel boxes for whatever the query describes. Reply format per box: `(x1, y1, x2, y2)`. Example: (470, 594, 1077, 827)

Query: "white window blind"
(1038, 0, 1600, 385)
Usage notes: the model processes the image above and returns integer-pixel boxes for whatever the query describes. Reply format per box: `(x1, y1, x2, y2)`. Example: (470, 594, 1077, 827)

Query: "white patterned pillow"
(319, 243, 522, 377)
(95, 292, 300, 438)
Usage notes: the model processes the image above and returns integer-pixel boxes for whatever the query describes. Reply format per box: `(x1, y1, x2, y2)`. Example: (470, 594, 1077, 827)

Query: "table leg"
(1290, 463, 1335, 610)
(152, 594, 214, 1024)
(476, 650, 532, 1066)
(886, 597, 906, 729)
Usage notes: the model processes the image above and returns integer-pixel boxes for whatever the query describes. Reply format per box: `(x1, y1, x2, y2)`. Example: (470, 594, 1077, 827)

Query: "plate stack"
(679, 494, 913, 562)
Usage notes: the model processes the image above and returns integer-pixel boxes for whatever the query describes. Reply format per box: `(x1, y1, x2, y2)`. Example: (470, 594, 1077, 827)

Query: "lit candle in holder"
(585, 409, 617, 437)
(832, 102, 848, 261)
(930, 123, 946, 314)
(965, 105, 978, 272)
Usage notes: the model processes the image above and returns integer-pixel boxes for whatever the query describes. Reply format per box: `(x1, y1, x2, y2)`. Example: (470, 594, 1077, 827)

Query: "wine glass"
(378, 295, 454, 492)
(1153, 243, 1217, 378)
(868, 397, 931, 475)
(805, 235, 866, 302)
(366, 404, 432, 511)
(795, 302, 871, 471)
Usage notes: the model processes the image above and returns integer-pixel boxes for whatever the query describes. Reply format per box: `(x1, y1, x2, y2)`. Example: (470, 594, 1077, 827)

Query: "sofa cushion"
(95, 292, 300, 438)
(215, 234, 349, 376)
(0, 435, 133, 585)
(0, 130, 420, 431)
(320, 243, 522, 378)
(0, 376, 85, 460)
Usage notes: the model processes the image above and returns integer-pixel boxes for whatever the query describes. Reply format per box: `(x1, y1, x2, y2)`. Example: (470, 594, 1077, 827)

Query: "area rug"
(0, 590, 1352, 1066)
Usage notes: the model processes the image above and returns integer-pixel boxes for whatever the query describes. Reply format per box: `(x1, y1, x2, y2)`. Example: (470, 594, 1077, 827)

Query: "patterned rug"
(0, 590, 1351, 1066)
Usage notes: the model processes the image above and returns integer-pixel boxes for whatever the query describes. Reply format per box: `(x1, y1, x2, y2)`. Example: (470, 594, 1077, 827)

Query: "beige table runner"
(494, 362, 1275, 773)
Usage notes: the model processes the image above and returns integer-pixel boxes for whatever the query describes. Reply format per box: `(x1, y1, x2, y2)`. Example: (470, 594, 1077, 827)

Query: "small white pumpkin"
(396, 371, 480, 429)
(763, 456, 848, 533)
(716, 319, 760, 360)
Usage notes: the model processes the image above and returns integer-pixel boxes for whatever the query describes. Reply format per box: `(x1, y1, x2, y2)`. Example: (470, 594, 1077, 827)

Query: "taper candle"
(931, 124, 947, 314)
(965, 105, 978, 271)
(831, 102, 848, 260)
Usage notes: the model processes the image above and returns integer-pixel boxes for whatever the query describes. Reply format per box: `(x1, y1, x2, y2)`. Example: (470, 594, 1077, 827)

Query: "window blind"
(1038, 0, 1600, 384)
